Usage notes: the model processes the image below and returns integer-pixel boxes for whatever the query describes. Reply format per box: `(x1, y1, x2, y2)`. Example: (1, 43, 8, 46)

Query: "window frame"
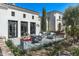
(30, 22, 36, 34)
(11, 11, 15, 16)
(23, 14, 26, 18)
(32, 15, 34, 19)
(59, 16, 61, 19)
(21, 21, 28, 36)
(8, 20, 18, 38)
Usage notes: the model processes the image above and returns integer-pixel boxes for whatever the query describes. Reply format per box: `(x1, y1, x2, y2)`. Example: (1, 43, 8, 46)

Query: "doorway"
(30, 22, 36, 34)
(8, 20, 18, 38)
(21, 21, 28, 36)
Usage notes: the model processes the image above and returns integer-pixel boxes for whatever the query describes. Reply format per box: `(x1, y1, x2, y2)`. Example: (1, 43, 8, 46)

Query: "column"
(28, 22, 30, 35)
(18, 21, 21, 38)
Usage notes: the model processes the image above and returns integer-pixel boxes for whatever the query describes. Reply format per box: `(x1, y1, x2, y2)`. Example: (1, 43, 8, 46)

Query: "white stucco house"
(0, 3, 41, 41)
(47, 11, 63, 32)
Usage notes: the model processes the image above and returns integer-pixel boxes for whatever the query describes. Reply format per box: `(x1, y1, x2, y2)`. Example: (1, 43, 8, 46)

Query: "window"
(32, 16, 34, 19)
(23, 14, 26, 18)
(30, 22, 36, 34)
(57, 16, 61, 21)
(8, 20, 18, 38)
(11, 11, 15, 16)
(58, 23, 61, 31)
(21, 22, 28, 36)
(59, 16, 61, 19)
(37, 24, 40, 27)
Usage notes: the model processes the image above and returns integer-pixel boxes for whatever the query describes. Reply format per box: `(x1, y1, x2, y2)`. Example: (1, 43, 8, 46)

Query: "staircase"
(0, 39, 14, 56)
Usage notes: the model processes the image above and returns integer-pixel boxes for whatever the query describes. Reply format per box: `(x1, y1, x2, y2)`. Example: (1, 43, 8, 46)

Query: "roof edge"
(3, 3, 39, 15)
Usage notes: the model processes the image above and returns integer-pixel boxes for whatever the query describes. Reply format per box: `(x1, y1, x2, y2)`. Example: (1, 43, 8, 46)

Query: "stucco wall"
(54, 13, 63, 31)
(0, 6, 40, 39)
(47, 12, 63, 32)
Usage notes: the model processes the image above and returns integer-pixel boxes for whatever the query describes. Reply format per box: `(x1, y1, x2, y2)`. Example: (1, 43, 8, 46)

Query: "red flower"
(21, 37, 32, 41)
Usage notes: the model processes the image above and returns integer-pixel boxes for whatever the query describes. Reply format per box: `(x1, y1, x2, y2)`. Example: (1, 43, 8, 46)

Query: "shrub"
(5, 40, 15, 49)
(42, 42, 53, 48)
(71, 48, 79, 56)
(6, 40, 25, 56)
(43, 44, 49, 47)
(47, 48, 59, 56)
(60, 40, 72, 48)
(12, 47, 25, 56)
(45, 47, 53, 51)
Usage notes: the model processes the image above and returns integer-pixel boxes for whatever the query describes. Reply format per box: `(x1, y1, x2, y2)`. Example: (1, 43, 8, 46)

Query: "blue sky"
(16, 3, 78, 16)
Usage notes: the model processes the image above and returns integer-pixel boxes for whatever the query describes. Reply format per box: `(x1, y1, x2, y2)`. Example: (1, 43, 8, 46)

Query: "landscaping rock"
(59, 50, 72, 56)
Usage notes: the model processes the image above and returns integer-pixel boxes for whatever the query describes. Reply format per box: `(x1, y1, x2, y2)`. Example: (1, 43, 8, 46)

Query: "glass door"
(21, 21, 28, 36)
(8, 20, 18, 38)
(30, 22, 36, 34)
